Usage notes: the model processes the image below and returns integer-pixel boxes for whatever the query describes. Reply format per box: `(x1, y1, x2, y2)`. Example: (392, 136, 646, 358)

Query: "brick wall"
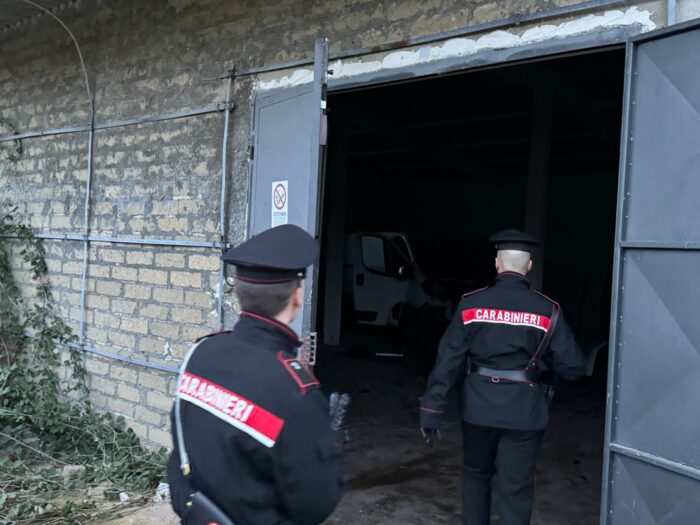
(0, 0, 672, 447)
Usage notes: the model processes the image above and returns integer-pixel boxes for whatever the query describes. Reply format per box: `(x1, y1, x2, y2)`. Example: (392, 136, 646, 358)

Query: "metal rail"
(67, 342, 179, 374)
(0, 232, 226, 249)
(610, 442, 700, 482)
(0, 104, 227, 143)
(620, 240, 700, 250)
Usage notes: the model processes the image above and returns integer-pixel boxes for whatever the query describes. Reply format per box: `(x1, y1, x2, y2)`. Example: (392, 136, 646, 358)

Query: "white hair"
(497, 250, 531, 275)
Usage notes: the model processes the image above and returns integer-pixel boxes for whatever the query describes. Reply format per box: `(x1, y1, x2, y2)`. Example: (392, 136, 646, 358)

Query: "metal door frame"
(600, 18, 700, 524)
(327, 26, 638, 93)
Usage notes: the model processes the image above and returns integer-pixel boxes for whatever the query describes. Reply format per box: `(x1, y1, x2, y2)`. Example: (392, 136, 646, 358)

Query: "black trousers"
(461, 421, 544, 525)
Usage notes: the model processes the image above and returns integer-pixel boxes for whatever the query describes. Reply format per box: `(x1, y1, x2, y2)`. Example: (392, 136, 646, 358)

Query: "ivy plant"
(0, 201, 167, 523)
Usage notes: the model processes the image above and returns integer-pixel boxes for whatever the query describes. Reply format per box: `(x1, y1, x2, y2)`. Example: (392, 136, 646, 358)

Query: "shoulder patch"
(462, 285, 490, 298)
(276, 352, 320, 394)
(194, 329, 232, 343)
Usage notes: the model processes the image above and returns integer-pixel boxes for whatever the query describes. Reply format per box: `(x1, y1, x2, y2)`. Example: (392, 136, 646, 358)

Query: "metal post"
(216, 71, 234, 331)
(78, 104, 95, 345)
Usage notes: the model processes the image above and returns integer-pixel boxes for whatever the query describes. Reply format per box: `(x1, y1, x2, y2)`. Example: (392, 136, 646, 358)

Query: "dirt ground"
(321, 352, 604, 525)
(105, 352, 604, 525)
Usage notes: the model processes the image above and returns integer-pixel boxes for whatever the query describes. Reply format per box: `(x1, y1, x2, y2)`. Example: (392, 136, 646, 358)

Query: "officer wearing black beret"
(167, 224, 345, 525)
(419, 229, 586, 525)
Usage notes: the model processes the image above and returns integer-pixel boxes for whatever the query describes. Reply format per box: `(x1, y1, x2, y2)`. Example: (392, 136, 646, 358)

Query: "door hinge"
(248, 145, 254, 160)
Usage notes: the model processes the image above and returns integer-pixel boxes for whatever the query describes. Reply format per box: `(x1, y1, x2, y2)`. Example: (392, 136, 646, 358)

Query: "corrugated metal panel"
(0, 0, 75, 30)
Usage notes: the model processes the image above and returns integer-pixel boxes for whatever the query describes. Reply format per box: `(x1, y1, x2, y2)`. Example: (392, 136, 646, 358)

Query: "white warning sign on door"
(271, 180, 289, 227)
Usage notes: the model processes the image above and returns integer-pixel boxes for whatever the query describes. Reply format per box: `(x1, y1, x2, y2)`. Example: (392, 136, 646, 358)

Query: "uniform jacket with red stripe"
(420, 272, 586, 431)
(167, 312, 344, 525)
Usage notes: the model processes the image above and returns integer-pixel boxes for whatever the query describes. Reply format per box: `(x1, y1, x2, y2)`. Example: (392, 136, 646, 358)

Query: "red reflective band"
(462, 308, 551, 332)
(178, 372, 285, 448)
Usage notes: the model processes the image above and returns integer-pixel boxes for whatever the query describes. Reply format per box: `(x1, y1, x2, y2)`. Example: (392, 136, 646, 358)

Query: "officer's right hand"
(420, 427, 441, 447)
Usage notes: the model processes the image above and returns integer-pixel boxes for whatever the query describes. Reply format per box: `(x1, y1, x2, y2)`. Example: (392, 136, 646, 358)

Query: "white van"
(343, 232, 453, 328)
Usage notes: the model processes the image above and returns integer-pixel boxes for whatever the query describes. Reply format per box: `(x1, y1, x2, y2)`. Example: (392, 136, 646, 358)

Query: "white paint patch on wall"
(254, 6, 656, 91)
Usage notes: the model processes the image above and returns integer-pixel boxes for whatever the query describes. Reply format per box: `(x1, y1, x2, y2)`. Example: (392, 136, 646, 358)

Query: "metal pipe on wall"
(0, 104, 227, 143)
(78, 103, 95, 346)
(216, 72, 234, 331)
(2, 232, 226, 249)
(67, 342, 179, 374)
(0, 125, 91, 142)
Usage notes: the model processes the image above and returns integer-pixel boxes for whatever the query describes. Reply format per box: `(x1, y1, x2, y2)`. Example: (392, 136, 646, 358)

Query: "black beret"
(489, 229, 539, 253)
(222, 225, 318, 283)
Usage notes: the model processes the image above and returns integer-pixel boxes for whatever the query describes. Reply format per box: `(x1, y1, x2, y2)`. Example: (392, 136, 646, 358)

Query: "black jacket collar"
(236, 311, 301, 351)
(494, 271, 531, 289)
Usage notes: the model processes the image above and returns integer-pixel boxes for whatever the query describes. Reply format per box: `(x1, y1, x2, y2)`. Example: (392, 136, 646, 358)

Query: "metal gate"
(248, 38, 329, 343)
(602, 20, 700, 524)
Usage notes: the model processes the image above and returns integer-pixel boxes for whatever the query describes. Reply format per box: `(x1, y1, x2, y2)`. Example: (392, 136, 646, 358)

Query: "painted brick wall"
(0, 0, 673, 447)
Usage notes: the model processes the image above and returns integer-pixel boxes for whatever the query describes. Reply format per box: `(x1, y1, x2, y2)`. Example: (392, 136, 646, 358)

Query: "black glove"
(420, 427, 441, 447)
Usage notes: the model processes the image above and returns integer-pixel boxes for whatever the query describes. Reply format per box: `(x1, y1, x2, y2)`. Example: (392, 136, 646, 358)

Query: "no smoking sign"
(273, 183, 286, 210)
(271, 180, 289, 227)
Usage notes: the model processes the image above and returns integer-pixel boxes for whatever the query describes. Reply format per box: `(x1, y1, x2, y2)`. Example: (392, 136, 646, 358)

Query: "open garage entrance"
(316, 48, 625, 524)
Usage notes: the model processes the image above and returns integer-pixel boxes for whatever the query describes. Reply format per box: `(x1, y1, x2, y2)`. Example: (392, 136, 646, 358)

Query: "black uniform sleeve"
(547, 312, 586, 381)
(419, 302, 469, 429)
(273, 390, 344, 525)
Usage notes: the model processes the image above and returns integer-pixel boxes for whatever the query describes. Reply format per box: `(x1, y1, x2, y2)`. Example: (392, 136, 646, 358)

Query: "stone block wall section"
(0, 0, 681, 447)
(89, 116, 222, 240)
(84, 244, 220, 363)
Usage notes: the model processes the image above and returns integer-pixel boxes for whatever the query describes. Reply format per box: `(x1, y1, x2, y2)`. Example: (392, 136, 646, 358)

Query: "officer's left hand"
(420, 427, 441, 447)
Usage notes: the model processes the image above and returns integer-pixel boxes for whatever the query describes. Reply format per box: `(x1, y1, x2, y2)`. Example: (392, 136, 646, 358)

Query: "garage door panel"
(609, 455, 700, 524)
(624, 28, 700, 243)
(615, 251, 700, 467)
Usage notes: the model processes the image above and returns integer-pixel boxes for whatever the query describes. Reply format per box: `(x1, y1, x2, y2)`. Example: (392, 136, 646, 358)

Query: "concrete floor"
(319, 350, 604, 525)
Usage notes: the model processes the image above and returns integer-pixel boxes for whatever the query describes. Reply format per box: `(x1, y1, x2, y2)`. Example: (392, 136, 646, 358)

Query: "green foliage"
(0, 202, 167, 523)
(0, 117, 23, 164)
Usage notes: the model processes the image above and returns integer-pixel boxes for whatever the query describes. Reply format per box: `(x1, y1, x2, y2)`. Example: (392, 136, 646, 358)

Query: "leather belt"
(471, 365, 541, 384)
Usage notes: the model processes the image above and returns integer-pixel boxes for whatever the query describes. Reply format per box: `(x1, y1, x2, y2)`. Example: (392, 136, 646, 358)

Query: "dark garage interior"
(316, 48, 625, 524)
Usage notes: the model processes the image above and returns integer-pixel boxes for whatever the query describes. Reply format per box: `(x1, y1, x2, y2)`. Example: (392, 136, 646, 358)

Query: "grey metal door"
(248, 38, 329, 351)
(602, 21, 700, 524)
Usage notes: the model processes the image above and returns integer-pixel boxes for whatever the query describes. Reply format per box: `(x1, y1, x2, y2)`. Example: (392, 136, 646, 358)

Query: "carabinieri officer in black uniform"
(419, 229, 586, 525)
(167, 224, 344, 525)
